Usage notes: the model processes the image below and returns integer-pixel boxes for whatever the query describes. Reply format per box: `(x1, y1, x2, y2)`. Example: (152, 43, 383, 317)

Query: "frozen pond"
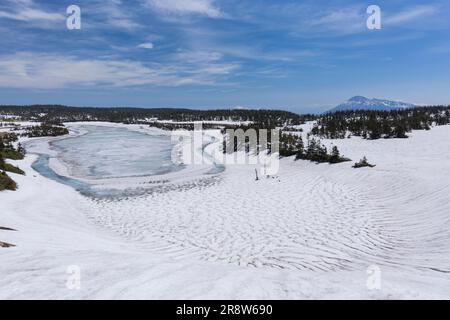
(31, 124, 185, 197)
(51, 125, 181, 180)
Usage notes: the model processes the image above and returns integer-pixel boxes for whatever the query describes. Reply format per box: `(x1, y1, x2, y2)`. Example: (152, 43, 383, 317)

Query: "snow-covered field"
(1, 122, 450, 299)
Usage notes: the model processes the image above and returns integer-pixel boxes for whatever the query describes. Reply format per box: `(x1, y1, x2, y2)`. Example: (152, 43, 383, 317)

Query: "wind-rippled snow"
(1, 123, 450, 299)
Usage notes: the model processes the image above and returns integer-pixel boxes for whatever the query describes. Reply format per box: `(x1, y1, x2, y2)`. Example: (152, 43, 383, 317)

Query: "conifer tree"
(329, 146, 341, 163)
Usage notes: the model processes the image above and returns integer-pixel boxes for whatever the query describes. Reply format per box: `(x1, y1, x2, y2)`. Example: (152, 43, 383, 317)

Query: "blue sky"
(0, 0, 450, 113)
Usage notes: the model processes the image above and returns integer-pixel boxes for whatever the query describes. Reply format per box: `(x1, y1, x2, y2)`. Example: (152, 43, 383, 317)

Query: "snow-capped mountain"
(328, 96, 416, 112)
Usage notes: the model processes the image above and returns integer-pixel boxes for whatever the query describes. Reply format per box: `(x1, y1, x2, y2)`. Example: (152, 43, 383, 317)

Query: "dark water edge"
(31, 154, 94, 196)
(31, 153, 224, 199)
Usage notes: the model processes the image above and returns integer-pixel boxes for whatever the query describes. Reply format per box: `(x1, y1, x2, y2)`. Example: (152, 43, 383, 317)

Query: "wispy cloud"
(208, 44, 317, 62)
(144, 0, 222, 18)
(137, 42, 155, 49)
(82, 0, 142, 31)
(175, 50, 223, 63)
(0, 0, 63, 23)
(0, 53, 239, 89)
(225, 2, 367, 36)
(288, 4, 371, 37)
(385, 5, 438, 26)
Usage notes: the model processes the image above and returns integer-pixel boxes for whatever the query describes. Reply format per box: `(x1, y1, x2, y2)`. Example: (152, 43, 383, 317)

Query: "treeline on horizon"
(0, 105, 311, 126)
(315, 106, 450, 139)
(2, 104, 450, 140)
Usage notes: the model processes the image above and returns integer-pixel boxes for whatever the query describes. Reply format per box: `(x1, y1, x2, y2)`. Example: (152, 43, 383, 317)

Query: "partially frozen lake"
(51, 125, 180, 180)
(31, 124, 185, 196)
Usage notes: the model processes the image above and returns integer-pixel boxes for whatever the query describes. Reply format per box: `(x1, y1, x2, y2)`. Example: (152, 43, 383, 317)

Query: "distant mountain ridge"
(328, 96, 416, 113)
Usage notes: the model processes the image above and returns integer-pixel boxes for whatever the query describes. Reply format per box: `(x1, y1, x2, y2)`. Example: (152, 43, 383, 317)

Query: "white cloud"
(175, 50, 223, 63)
(0, 0, 64, 22)
(77, 0, 141, 31)
(212, 44, 316, 62)
(0, 53, 239, 89)
(101, 0, 141, 30)
(145, 0, 221, 18)
(385, 5, 437, 26)
(137, 42, 155, 49)
(305, 6, 366, 35)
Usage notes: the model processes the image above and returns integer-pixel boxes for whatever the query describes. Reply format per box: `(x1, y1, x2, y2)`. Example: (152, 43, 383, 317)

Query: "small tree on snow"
(353, 156, 376, 168)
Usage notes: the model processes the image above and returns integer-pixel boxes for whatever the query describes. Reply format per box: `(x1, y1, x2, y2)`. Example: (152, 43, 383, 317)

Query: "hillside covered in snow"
(1, 119, 450, 299)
